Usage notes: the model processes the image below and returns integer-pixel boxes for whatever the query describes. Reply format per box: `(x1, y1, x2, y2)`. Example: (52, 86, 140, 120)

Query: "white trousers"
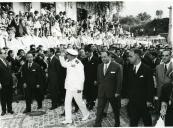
(65, 89, 88, 122)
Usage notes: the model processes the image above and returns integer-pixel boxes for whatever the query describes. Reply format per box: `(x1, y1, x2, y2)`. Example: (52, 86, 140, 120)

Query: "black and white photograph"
(0, 0, 173, 127)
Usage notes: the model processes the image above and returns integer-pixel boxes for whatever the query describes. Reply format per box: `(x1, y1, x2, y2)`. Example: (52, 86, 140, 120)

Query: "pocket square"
(111, 71, 116, 74)
(139, 75, 144, 78)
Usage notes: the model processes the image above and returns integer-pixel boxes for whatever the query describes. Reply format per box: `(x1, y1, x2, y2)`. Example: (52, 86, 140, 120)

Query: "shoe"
(1, 112, 6, 116)
(8, 111, 14, 114)
(60, 111, 65, 116)
(61, 120, 72, 124)
(73, 108, 79, 113)
(82, 112, 90, 121)
(93, 124, 101, 127)
(103, 112, 107, 118)
(23, 109, 31, 114)
(114, 123, 120, 127)
(88, 105, 93, 111)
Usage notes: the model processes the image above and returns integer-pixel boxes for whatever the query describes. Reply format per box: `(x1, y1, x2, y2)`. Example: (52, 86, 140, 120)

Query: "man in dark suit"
(21, 53, 43, 113)
(160, 82, 173, 126)
(83, 47, 101, 110)
(0, 49, 14, 116)
(126, 49, 154, 126)
(94, 51, 123, 127)
(47, 48, 61, 110)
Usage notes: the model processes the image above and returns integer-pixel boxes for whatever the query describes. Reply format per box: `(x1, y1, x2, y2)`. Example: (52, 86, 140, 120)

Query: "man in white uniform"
(59, 49, 89, 124)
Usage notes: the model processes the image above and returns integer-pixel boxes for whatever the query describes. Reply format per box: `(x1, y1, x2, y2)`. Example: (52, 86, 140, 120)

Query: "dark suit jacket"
(127, 62, 154, 104)
(160, 83, 173, 107)
(84, 56, 101, 85)
(48, 56, 61, 92)
(21, 62, 42, 87)
(97, 61, 123, 98)
(0, 59, 13, 88)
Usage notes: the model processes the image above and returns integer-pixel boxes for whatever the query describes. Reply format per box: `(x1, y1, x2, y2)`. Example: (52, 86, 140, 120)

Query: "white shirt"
(59, 56, 85, 91)
(88, 54, 93, 61)
(104, 61, 111, 75)
(50, 55, 54, 62)
(134, 61, 142, 73)
(164, 61, 171, 70)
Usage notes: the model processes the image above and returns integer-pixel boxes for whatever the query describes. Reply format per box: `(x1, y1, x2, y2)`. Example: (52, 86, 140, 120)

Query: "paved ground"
(0, 99, 158, 128)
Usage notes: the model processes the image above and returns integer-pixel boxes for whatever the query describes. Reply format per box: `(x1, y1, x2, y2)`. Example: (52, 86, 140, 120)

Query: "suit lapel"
(0, 59, 8, 69)
(166, 62, 173, 76)
(101, 63, 104, 78)
(136, 63, 143, 77)
(160, 64, 166, 78)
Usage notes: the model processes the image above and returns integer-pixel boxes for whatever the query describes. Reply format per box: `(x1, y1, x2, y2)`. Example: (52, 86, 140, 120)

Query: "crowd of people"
(0, 6, 123, 38)
(0, 7, 145, 52)
(0, 41, 173, 126)
(0, 9, 173, 127)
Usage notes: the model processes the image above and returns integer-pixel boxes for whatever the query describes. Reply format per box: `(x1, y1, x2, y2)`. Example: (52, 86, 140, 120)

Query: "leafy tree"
(120, 15, 140, 26)
(137, 12, 151, 22)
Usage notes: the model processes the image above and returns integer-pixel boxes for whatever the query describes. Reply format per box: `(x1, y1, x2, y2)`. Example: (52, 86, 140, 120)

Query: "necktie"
(48, 57, 51, 65)
(164, 64, 167, 74)
(28, 63, 32, 69)
(133, 66, 136, 74)
(104, 64, 108, 76)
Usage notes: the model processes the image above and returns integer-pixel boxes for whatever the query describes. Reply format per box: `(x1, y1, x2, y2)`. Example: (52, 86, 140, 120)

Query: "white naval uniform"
(59, 56, 88, 122)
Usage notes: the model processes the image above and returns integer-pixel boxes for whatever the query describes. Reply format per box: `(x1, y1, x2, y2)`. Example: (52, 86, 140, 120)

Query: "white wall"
(56, 2, 77, 21)
(65, 2, 77, 21)
(13, 2, 25, 15)
(56, 2, 65, 14)
(31, 2, 41, 12)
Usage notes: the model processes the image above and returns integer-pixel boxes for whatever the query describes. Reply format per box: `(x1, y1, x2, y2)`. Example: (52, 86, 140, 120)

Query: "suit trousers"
(24, 86, 42, 111)
(65, 89, 88, 122)
(165, 108, 173, 126)
(85, 83, 98, 107)
(0, 87, 12, 113)
(95, 96, 121, 126)
(127, 101, 152, 126)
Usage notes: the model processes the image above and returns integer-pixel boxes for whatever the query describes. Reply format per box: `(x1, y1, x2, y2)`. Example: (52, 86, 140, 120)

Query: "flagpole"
(168, 6, 173, 50)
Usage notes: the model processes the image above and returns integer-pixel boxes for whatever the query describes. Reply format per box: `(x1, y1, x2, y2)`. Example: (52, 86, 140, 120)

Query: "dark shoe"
(93, 124, 101, 127)
(103, 112, 107, 118)
(60, 111, 65, 116)
(8, 111, 14, 114)
(23, 109, 31, 114)
(1, 112, 6, 116)
(73, 108, 79, 113)
(88, 105, 93, 111)
(114, 123, 120, 127)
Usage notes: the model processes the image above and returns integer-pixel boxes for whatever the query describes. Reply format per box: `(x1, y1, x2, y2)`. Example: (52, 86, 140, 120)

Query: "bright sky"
(120, 0, 173, 19)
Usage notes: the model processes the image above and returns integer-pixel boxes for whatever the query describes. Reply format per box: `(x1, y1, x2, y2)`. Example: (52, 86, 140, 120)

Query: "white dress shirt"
(165, 61, 171, 70)
(134, 61, 142, 74)
(104, 61, 111, 75)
